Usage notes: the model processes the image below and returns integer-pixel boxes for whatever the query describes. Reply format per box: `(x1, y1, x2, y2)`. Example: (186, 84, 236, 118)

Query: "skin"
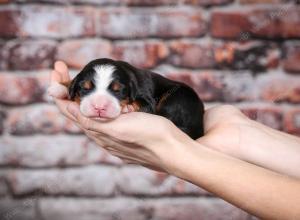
(49, 61, 300, 220)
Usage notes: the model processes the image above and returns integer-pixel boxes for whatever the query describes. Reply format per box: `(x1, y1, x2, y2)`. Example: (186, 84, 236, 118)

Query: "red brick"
(0, 0, 11, 3)
(166, 71, 254, 102)
(211, 6, 300, 39)
(284, 108, 300, 135)
(0, 74, 44, 105)
(211, 10, 251, 39)
(168, 40, 215, 68)
(283, 43, 300, 73)
(1, 40, 56, 70)
(118, 167, 208, 196)
(241, 105, 283, 130)
(19, 5, 95, 38)
(0, 136, 121, 167)
(56, 39, 113, 69)
(98, 8, 206, 39)
(0, 9, 20, 37)
(258, 74, 300, 103)
(6, 166, 117, 196)
(113, 41, 169, 68)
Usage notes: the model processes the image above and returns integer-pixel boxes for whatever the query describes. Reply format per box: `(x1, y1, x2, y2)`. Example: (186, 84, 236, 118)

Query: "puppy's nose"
(93, 103, 108, 112)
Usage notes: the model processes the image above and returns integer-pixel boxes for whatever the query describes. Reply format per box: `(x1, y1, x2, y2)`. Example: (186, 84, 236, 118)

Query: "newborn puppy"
(50, 58, 204, 139)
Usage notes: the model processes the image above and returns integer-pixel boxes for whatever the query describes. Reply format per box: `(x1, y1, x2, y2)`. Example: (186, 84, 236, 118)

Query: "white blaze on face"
(80, 64, 121, 119)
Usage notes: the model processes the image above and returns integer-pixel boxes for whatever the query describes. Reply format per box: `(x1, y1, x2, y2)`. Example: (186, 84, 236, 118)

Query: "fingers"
(55, 99, 78, 122)
(54, 61, 70, 82)
(50, 69, 63, 83)
(49, 61, 70, 98)
(48, 82, 69, 99)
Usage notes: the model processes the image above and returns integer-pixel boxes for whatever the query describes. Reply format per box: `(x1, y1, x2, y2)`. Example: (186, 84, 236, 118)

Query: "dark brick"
(211, 6, 300, 39)
(284, 108, 300, 135)
(98, 8, 206, 39)
(0, 9, 20, 37)
(0, 110, 6, 134)
(284, 43, 300, 73)
(1, 40, 56, 70)
(214, 41, 279, 72)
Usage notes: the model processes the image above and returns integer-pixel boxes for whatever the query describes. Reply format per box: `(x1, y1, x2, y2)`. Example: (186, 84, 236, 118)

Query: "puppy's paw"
(47, 82, 69, 99)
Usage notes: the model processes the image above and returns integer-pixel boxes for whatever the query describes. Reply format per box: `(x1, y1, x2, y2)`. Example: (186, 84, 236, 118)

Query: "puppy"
(49, 58, 204, 139)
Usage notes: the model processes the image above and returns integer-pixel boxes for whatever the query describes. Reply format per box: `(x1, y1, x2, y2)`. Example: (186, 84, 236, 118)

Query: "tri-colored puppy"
(49, 58, 204, 139)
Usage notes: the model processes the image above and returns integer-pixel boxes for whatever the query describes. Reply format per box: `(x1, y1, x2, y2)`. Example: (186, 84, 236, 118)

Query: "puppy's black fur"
(69, 58, 204, 139)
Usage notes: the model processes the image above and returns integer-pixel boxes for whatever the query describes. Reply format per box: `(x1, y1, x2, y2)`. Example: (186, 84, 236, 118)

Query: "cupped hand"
(49, 61, 194, 173)
(49, 61, 250, 172)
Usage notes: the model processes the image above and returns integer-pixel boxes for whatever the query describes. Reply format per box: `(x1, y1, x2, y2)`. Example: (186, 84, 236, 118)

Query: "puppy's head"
(69, 58, 138, 119)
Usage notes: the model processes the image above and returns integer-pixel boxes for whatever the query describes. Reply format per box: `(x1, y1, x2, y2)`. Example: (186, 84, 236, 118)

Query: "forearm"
(167, 139, 300, 220)
(238, 120, 300, 179)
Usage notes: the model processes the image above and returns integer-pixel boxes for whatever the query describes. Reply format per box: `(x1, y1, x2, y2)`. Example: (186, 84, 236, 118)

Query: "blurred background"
(0, 0, 300, 219)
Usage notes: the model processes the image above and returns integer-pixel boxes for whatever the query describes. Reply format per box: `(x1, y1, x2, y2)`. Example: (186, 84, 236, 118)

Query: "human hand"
(49, 61, 194, 173)
(196, 105, 251, 159)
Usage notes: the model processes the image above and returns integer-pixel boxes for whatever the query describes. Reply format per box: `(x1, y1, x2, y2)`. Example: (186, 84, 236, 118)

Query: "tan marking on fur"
(74, 95, 81, 104)
(83, 80, 93, 90)
(156, 93, 169, 112)
(111, 82, 121, 92)
(120, 98, 130, 108)
(131, 101, 141, 111)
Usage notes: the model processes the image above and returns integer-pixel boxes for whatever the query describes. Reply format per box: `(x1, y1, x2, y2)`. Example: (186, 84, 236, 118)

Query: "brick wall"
(0, 0, 300, 219)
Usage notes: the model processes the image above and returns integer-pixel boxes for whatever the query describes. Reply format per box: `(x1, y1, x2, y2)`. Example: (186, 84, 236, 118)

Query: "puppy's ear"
(68, 75, 80, 100)
(116, 60, 139, 102)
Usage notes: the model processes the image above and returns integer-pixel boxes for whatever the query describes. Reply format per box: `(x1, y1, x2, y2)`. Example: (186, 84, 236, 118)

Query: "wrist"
(162, 136, 199, 179)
